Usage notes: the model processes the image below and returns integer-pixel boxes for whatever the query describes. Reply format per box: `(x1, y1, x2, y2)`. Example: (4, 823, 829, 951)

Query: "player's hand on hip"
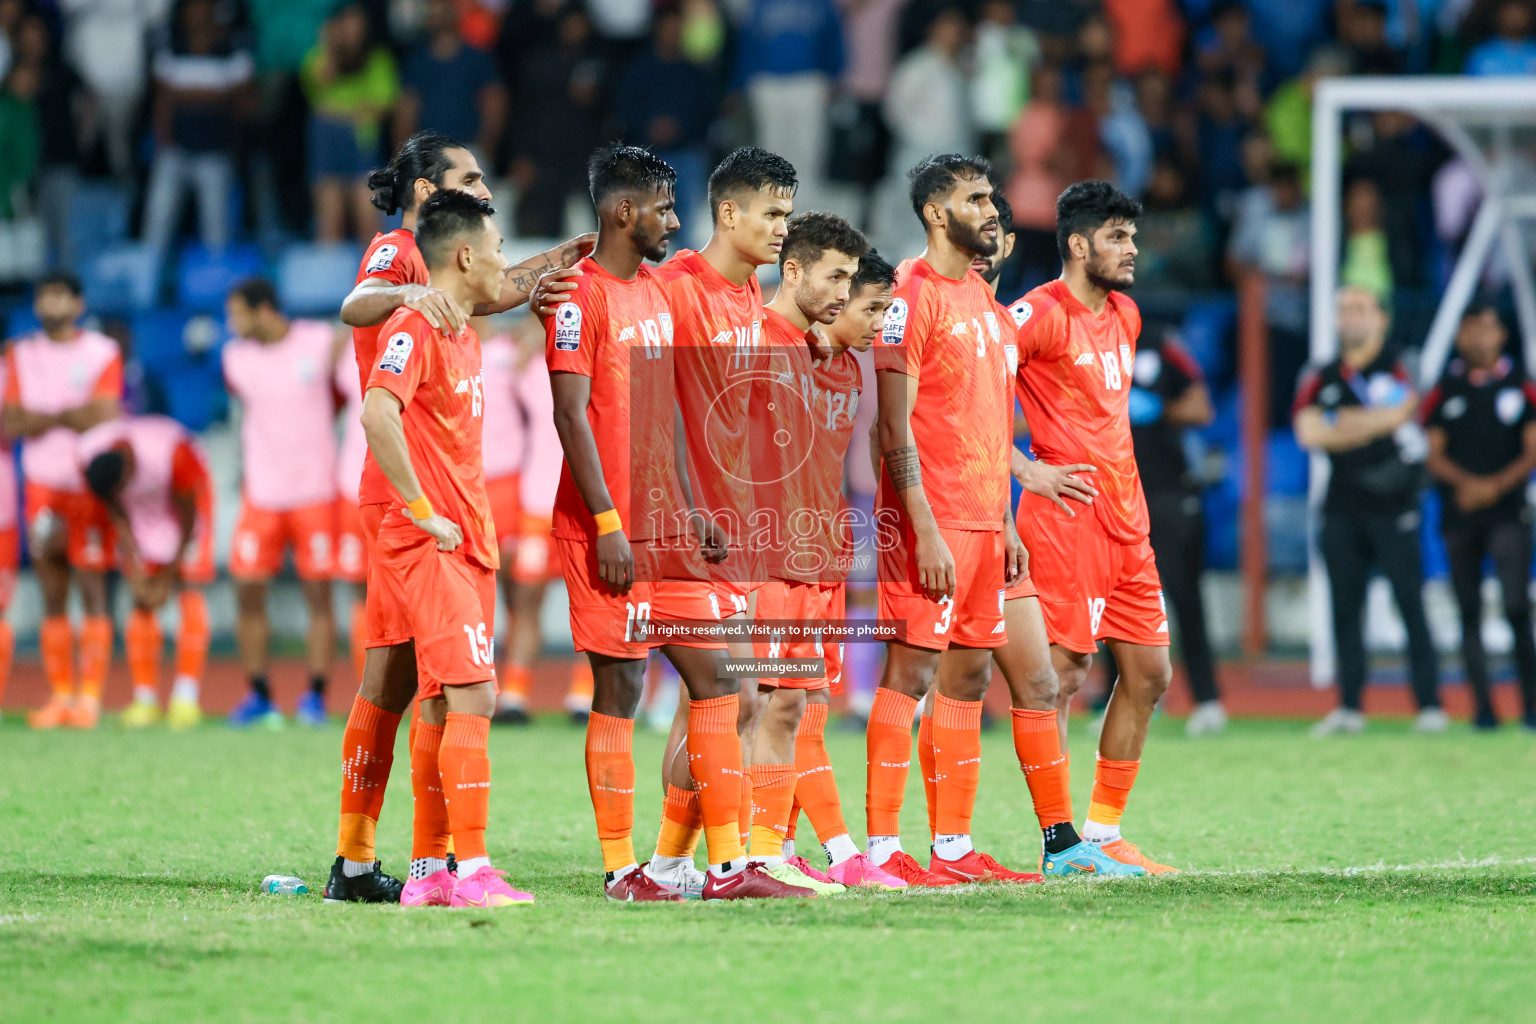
(414, 514, 464, 552)
(1022, 459, 1098, 516)
(532, 267, 583, 320)
(1003, 528, 1028, 588)
(596, 530, 635, 593)
(403, 284, 466, 335)
(915, 528, 955, 600)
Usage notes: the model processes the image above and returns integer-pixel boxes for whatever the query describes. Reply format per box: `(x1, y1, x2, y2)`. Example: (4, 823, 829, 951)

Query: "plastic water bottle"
(262, 875, 308, 896)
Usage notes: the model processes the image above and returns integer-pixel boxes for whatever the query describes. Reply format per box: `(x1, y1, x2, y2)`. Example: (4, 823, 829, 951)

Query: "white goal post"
(1307, 76, 1536, 685)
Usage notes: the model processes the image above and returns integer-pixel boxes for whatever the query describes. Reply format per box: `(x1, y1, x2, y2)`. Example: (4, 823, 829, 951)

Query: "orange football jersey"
(546, 256, 687, 543)
(1009, 279, 1149, 543)
(656, 249, 764, 539)
(365, 308, 498, 571)
(873, 257, 1011, 531)
(354, 229, 430, 507)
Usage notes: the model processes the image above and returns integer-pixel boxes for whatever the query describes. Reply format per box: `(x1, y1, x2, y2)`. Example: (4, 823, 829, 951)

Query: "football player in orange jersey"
(552, 143, 811, 901)
(931, 191, 1144, 877)
(641, 148, 803, 893)
(1007, 180, 1177, 874)
(864, 155, 1039, 887)
(325, 132, 592, 903)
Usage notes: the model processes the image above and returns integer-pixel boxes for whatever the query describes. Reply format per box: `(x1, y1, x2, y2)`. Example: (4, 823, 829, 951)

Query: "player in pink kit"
(223, 279, 339, 728)
(487, 316, 596, 725)
(0, 354, 17, 717)
(334, 345, 370, 685)
(4, 272, 124, 730)
(78, 416, 214, 729)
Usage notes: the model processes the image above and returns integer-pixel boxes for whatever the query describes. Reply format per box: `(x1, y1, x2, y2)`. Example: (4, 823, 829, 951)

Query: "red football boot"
(928, 849, 1045, 884)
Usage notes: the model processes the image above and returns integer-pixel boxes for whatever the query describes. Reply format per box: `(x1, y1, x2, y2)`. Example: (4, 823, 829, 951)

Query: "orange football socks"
(1083, 754, 1140, 844)
(336, 695, 403, 863)
(865, 687, 918, 855)
(584, 712, 637, 873)
(748, 763, 794, 860)
(917, 711, 937, 841)
(409, 718, 450, 864)
(686, 694, 746, 869)
(1011, 708, 1073, 829)
(40, 615, 73, 697)
(793, 702, 847, 844)
(78, 615, 112, 702)
(439, 713, 491, 862)
(655, 784, 702, 859)
(502, 665, 533, 707)
(931, 696, 982, 860)
(0, 619, 13, 707)
(126, 610, 162, 702)
(175, 590, 210, 688)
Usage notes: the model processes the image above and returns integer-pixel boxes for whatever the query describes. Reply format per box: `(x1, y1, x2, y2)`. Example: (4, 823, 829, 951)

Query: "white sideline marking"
(1182, 855, 1536, 878)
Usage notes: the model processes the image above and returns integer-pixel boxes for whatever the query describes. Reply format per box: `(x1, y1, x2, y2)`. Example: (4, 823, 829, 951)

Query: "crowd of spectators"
(0, 0, 1529, 301)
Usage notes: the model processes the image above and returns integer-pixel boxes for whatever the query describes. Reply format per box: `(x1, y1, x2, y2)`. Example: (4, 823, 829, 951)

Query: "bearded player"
(642, 148, 801, 887)
(931, 191, 1144, 876)
(325, 131, 592, 903)
(553, 143, 811, 901)
(1008, 180, 1177, 875)
(865, 155, 1038, 887)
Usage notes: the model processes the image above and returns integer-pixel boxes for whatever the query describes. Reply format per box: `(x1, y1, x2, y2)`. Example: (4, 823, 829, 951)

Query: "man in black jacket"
(1421, 301, 1536, 729)
(1294, 286, 1445, 735)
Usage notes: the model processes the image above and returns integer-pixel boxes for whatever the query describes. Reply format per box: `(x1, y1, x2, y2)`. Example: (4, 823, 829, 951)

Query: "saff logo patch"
(1009, 300, 1033, 327)
(554, 302, 582, 352)
(377, 331, 413, 375)
(367, 244, 398, 273)
(882, 298, 908, 344)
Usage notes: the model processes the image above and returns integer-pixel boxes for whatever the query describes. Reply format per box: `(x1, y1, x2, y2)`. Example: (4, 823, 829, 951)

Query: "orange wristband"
(594, 509, 622, 536)
(407, 496, 434, 520)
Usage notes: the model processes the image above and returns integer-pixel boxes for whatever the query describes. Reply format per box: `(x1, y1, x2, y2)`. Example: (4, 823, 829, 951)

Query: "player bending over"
(79, 417, 213, 730)
(865, 155, 1036, 887)
(1008, 180, 1176, 874)
(554, 143, 811, 901)
(356, 189, 532, 908)
(326, 131, 590, 903)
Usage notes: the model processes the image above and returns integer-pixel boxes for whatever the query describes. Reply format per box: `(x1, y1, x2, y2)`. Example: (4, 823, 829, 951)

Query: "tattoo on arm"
(885, 445, 921, 490)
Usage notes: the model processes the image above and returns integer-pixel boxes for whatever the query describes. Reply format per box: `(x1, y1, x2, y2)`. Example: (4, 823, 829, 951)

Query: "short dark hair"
(707, 146, 798, 222)
(851, 248, 897, 294)
(229, 277, 278, 311)
(779, 212, 868, 272)
(1462, 298, 1501, 321)
(84, 449, 128, 501)
(35, 271, 83, 297)
(908, 154, 993, 220)
(992, 189, 1014, 237)
(367, 131, 466, 215)
(416, 190, 496, 269)
(1055, 179, 1142, 260)
(588, 142, 677, 205)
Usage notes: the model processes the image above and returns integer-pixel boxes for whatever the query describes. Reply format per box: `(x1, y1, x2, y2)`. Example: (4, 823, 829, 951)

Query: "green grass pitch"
(3, 713, 1535, 1022)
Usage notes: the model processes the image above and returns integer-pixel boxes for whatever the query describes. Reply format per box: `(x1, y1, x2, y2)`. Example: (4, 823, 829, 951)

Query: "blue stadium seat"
(84, 243, 159, 313)
(1178, 298, 1236, 383)
(177, 243, 264, 312)
(278, 243, 364, 316)
(1203, 480, 1239, 570)
(64, 182, 131, 265)
(131, 310, 229, 430)
(1420, 490, 1448, 581)
(1266, 431, 1310, 497)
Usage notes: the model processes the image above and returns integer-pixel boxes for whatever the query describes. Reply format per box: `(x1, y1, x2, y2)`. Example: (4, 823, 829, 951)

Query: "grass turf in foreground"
(2, 716, 1534, 1023)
